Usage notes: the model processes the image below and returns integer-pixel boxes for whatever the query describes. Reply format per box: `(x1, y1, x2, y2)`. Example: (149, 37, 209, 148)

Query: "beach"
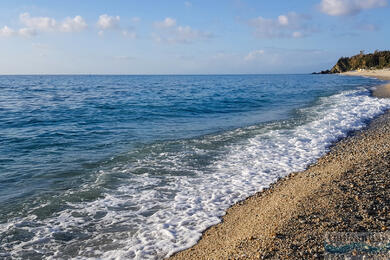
(343, 69, 390, 98)
(1, 1, 389, 259)
(342, 68, 390, 81)
(170, 71, 390, 259)
(2, 74, 389, 259)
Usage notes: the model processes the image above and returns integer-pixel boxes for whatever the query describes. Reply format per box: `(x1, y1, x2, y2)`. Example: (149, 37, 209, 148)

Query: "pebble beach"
(170, 71, 390, 259)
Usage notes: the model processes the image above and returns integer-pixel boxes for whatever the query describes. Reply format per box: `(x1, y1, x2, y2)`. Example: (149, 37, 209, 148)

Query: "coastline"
(342, 69, 390, 98)
(170, 73, 390, 259)
(342, 68, 390, 81)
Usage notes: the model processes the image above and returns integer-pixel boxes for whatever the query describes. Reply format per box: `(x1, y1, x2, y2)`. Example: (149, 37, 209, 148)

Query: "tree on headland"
(314, 50, 390, 74)
(330, 50, 390, 73)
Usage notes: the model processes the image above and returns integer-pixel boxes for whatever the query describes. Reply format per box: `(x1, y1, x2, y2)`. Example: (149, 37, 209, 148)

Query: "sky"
(0, 0, 389, 74)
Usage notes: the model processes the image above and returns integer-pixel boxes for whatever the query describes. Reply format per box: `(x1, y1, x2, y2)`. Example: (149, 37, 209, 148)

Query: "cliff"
(315, 50, 390, 74)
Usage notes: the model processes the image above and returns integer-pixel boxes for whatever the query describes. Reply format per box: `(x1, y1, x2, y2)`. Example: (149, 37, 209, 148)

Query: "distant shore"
(342, 68, 390, 98)
(170, 72, 390, 259)
(342, 68, 390, 81)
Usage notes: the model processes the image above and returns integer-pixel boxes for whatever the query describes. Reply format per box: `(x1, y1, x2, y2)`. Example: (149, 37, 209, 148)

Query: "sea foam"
(2, 88, 390, 259)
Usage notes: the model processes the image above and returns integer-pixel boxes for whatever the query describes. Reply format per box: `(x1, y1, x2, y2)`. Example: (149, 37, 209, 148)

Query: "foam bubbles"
(1, 88, 390, 259)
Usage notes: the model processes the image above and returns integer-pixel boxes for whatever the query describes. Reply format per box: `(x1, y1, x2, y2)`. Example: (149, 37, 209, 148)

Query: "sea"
(1, 74, 390, 259)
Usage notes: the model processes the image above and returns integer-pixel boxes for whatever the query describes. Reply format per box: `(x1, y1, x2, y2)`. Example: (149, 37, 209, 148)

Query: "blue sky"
(0, 0, 389, 74)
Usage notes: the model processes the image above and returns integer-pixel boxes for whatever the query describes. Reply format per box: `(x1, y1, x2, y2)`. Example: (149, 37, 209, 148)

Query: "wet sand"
(373, 84, 390, 98)
(342, 69, 390, 98)
(169, 73, 390, 259)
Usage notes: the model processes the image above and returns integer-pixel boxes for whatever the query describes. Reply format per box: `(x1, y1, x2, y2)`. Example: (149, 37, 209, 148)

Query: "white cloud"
(320, 0, 388, 16)
(153, 17, 212, 44)
(18, 27, 36, 37)
(0, 25, 37, 37)
(249, 12, 313, 38)
(278, 15, 289, 25)
(18, 12, 87, 35)
(60, 16, 87, 32)
(0, 26, 15, 37)
(185, 1, 192, 7)
(175, 26, 211, 43)
(96, 15, 138, 39)
(244, 50, 265, 61)
(154, 17, 177, 29)
(20, 13, 57, 32)
(97, 14, 120, 30)
(122, 29, 137, 39)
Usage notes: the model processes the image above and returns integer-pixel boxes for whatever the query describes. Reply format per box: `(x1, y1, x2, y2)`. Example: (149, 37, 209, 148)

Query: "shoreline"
(169, 72, 390, 259)
(342, 69, 390, 98)
(342, 68, 390, 81)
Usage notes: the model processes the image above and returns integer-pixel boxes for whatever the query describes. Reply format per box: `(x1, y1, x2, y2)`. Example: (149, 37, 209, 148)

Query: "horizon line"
(0, 72, 313, 76)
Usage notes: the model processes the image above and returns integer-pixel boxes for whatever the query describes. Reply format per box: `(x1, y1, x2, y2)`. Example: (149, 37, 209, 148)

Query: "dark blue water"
(0, 74, 387, 259)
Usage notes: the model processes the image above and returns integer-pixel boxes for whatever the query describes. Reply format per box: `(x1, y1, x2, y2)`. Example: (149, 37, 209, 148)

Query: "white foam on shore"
(2, 88, 390, 259)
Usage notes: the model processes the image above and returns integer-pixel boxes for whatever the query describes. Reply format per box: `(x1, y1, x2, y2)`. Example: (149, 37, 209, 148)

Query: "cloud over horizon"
(0, 12, 138, 39)
(20, 13, 87, 33)
(320, 0, 388, 16)
(0, 13, 87, 37)
(153, 17, 212, 44)
(249, 12, 314, 38)
(97, 14, 120, 30)
(244, 50, 265, 61)
(0, 26, 15, 37)
(97, 14, 137, 38)
(0, 0, 388, 74)
(60, 16, 87, 32)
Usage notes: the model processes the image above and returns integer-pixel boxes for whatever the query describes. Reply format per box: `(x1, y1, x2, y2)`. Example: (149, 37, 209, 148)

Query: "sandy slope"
(342, 68, 390, 81)
(169, 73, 390, 259)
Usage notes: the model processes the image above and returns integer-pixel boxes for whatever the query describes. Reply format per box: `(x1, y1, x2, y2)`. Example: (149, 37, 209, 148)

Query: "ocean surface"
(1, 74, 390, 259)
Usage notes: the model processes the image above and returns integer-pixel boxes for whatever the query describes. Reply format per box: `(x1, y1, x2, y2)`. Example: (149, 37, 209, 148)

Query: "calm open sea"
(0, 74, 389, 259)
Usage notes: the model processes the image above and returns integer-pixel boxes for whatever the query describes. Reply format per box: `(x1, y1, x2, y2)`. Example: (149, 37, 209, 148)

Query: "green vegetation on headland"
(314, 50, 390, 74)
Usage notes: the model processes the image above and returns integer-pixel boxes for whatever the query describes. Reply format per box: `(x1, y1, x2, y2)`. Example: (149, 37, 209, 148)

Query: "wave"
(1, 88, 390, 259)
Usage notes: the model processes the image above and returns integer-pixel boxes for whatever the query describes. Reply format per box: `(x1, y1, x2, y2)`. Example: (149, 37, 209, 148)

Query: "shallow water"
(0, 74, 389, 259)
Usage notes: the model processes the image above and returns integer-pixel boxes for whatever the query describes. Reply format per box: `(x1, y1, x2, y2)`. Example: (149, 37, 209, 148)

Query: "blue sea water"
(0, 74, 389, 259)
